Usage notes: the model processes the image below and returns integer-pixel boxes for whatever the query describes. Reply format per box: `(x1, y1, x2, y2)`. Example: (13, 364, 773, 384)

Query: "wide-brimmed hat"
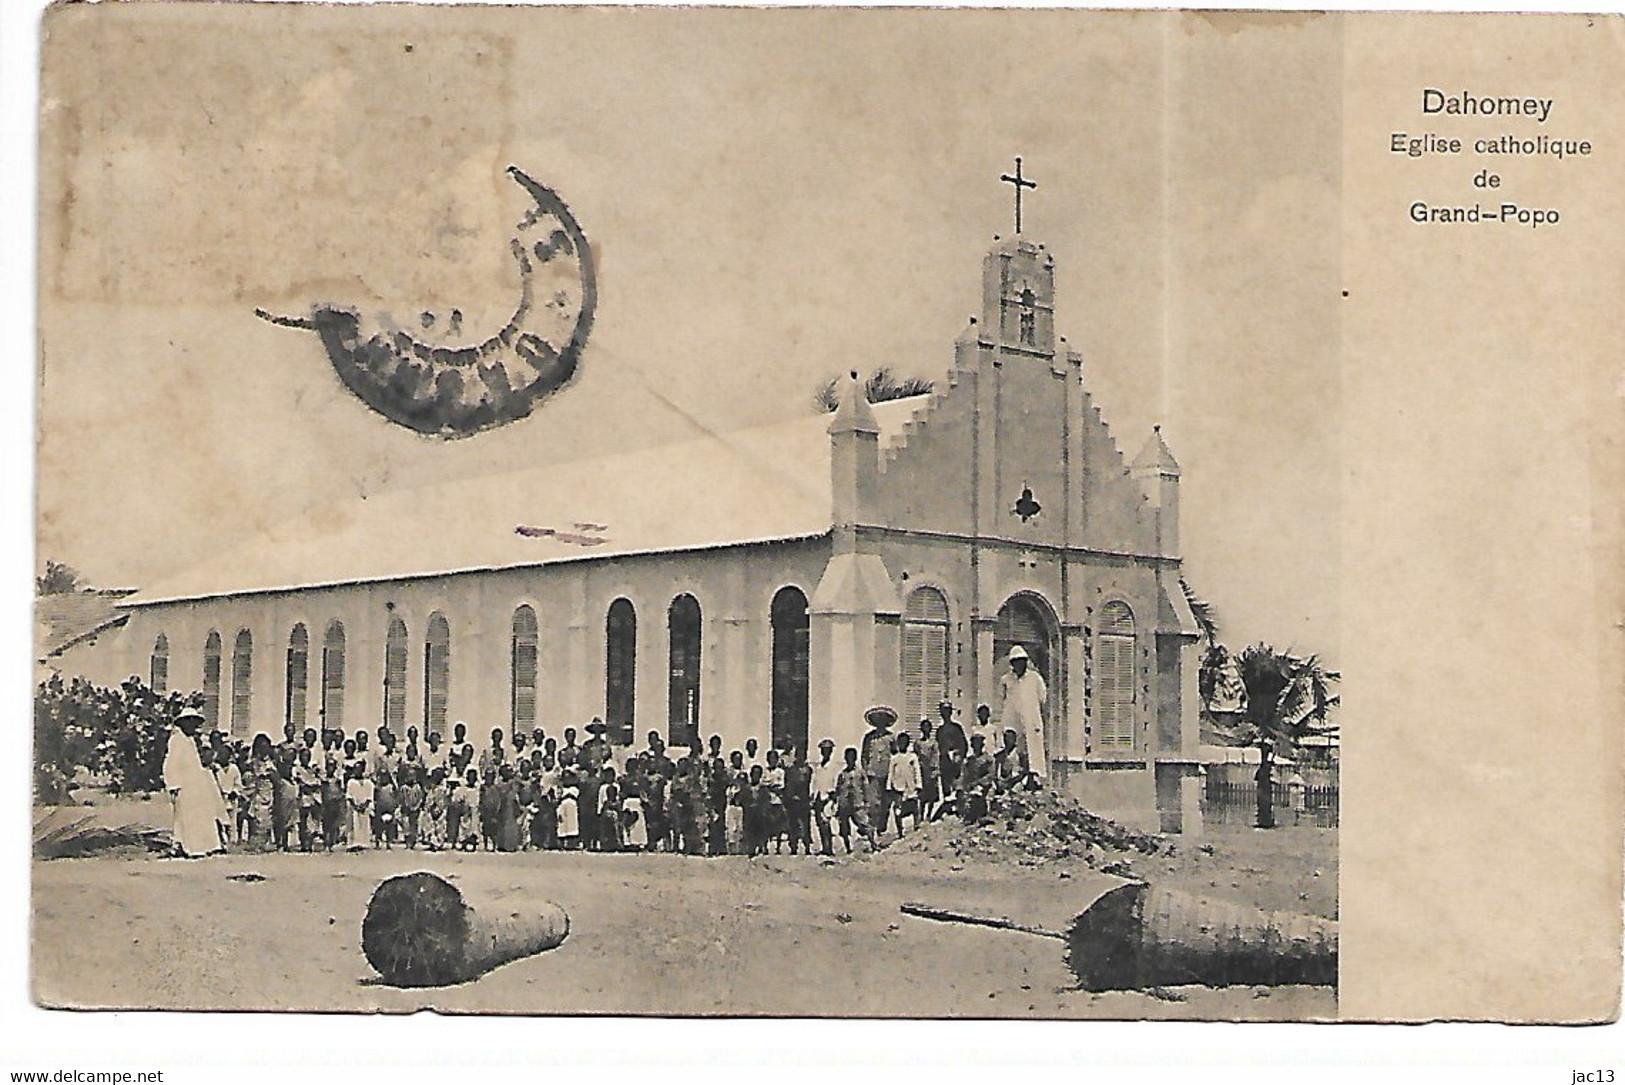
(1007, 645, 1030, 663)
(817, 737, 835, 749)
(175, 707, 205, 724)
(585, 721, 611, 735)
(864, 705, 897, 727)
(937, 699, 955, 711)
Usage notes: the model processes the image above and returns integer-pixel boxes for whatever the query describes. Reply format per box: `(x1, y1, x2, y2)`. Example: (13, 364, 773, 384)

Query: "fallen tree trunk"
(900, 882, 1336, 991)
(361, 871, 569, 987)
(1066, 882, 1336, 991)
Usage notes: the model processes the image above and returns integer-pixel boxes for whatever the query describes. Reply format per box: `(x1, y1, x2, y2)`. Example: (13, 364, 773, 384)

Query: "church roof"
(122, 397, 930, 608)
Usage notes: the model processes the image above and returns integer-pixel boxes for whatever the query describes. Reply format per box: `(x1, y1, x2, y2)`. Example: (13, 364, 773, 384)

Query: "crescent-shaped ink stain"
(256, 166, 597, 439)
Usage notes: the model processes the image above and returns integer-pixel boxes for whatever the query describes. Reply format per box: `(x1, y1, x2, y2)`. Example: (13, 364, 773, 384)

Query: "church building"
(49, 219, 1207, 834)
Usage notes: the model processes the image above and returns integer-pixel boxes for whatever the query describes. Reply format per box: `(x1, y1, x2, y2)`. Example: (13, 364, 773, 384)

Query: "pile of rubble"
(886, 786, 1171, 873)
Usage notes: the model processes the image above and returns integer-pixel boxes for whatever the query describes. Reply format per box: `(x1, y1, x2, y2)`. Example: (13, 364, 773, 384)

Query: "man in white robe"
(997, 646, 1048, 782)
(163, 708, 224, 857)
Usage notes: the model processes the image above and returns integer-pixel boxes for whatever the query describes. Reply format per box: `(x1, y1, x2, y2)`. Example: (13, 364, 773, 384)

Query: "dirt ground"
(31, 793, 1338, 1019)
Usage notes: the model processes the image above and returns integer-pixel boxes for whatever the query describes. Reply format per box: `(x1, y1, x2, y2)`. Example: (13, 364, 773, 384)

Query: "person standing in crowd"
(974, 703, 993, 744)
(935, 700, 969, 803)
(887, 731, 923, 837)
(445, 769, 470, 851)
(998, 646, 1048, 781)
(915, 719, 941, 821)
(743, 737, 762, 772)
(496, 764, 523, 852)
(400, 763, 425, 848)
(557, 778, 581, 850)
(834, 746, 876, 854)
(423, 732, 446, 777)
(643, 757, 669, 852)
(320, 755, 347, 851)
(622, 775, 647, 853)
(861, 706, 898, 840)
(293, 746, 324, 851)
(670, 756, 698, 854)
(421, 766, 447, 850)
(272, 740, 298, 851)
(782, 745, 813, 855)
(244, 733, 277, 850)
(557, 726, 581, 770)
(597, 766, 623, 853)
(578, 754, 602, 851)
(707, 747, 731, 856)
(529, 766, 557, 850)
(761, 748, 787, 853)
(345, 761, 372, 848)
(581, 721, 612, 778)
(742, 764, 770, 856)
(478, 767, 501, 851)
(164, 709, 224, 857)
(374, 766, 400, 849)
(810, 738, 841, 856)
(959, 733, 995, 823)
(449, 722, 474, 773)
(213, 746, 244, 845)
(480, 728, 506, 776)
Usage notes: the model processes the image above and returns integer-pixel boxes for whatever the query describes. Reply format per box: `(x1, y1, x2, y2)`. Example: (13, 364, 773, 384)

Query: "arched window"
(511, 605, 539, 735)
(901, 587, 951, 729)
(286, 625, 309, 734)
(384, 616, 408, 732)
(230, 630, 253, 738)
(321, 620, 346, 734)
(770, 586, 810, 755)
(150, 634, 169, 693)
(1096, 601, 1137, 752)
(667, 594, 702, 749)
(424, 612, 450, 740)
(201, 630, 222, 732)
(605, 598, 637, 740)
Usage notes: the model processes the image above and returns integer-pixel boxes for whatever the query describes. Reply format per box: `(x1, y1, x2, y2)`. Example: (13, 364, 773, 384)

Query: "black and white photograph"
(22, 2, 1619, 1035)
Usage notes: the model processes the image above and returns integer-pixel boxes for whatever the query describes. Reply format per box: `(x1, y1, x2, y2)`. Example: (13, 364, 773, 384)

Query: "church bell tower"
(981, 156, 1056, 356)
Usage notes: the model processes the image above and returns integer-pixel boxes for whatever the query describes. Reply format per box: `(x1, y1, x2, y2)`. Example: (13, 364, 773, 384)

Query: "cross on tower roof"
(1000, 156, 1037, 235)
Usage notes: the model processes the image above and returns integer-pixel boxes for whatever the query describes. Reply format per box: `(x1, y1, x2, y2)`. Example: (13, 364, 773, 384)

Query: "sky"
(37, 6, 1341, 660)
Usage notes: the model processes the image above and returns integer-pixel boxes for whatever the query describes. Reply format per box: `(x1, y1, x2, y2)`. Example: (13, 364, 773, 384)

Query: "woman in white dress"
(163, 708, 225, 857)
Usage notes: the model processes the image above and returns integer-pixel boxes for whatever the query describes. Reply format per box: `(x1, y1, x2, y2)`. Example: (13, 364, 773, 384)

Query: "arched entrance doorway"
(770, 586, 810, 755)
(993, 592, 1063, 768)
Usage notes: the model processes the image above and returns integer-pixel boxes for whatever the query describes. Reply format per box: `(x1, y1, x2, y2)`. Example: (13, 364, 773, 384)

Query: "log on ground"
(361, 871, 569, 987)
(1067, 882, 1336, 991)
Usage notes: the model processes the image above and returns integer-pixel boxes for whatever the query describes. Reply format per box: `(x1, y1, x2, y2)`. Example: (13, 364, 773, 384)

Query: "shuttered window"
(901, 587, 951, 729)
(286, 625, 308, 733)
(230, 630, 253, 738)
(201, 631, 222, 732)
(150, 634, 169, 693)
(424, 613, 451, 740)
(606, 599, 637, 739)
(667, 594, 702, 749)
(1096, 602, 1136, 751)
(321, 621, 346, 734)
(511, 606, 538, 734)
(384, 617, 408, 732)
(770, 587, 810, 755)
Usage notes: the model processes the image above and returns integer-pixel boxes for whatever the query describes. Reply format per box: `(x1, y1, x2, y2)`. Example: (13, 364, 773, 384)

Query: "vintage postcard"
(30, 4, 1622, 1023)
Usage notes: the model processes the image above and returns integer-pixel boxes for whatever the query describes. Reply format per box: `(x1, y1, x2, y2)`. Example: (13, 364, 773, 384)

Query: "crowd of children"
(183, 698, 1038, 857)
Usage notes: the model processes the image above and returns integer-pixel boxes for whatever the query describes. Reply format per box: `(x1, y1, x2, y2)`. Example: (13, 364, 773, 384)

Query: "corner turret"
(1132, 426, 1181, 556)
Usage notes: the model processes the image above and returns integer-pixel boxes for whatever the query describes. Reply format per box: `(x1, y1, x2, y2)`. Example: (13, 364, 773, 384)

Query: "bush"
(34, 674, 203, 802)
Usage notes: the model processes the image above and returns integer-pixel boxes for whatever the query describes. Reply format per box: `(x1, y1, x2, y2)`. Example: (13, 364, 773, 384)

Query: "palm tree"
(1206, 644, 1339, 829)
(813, 368, 935, 413)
